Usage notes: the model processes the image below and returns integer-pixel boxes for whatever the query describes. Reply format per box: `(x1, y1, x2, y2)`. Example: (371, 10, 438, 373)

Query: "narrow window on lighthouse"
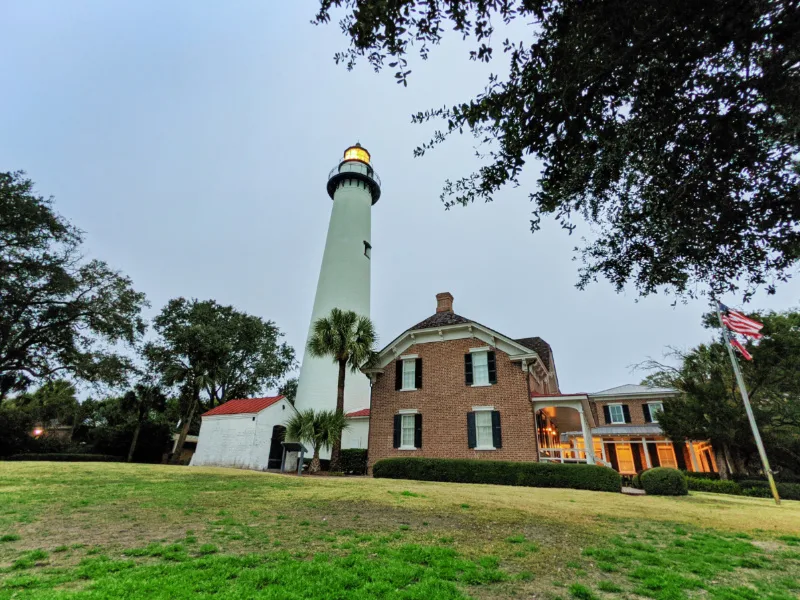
(363, 241, 372, 259)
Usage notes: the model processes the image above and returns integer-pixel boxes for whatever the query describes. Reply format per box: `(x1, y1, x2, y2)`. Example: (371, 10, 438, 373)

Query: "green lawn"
(1, 463, 799, 599)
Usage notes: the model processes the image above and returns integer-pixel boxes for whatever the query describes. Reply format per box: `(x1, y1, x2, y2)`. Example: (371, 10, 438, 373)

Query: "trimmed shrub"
(340, 449, 368, 475)
(5, 454, 122, 462)
(372, 458, 621, 493)
(687, 477, 743, 495)
(639, 467, 688, 496)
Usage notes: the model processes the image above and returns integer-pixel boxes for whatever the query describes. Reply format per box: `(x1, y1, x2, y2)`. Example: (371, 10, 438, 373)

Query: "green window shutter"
(414, 413, 422, 448)
(464, 353, 473, 386)
(467, 412, 476, 448)
(603, 405, 612, 424)
(393, 415, 401, 448)
(622, 404, 632, 423)
(415, 358, 422, 389)
(491, 410, 502, 448)
(487, 351, 497, 384)
(395, 361, 402, 390)
(643, 404, 652, 423)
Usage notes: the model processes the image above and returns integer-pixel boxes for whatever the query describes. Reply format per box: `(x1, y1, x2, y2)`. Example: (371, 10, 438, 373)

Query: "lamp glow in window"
(609, 404, 625, 424)
(475, 411, 493, 448)
(401, 414, 415, 448)
(402, 360, 416, 390)
(472, 351, 489, 385)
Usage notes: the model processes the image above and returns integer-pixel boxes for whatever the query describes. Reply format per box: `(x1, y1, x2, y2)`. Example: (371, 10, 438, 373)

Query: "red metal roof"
(346, 408, 370, 418)
(202, 396, 285, 417)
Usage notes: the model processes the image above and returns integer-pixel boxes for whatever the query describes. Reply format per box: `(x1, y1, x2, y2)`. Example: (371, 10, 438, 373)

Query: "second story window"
(644, 402, 664, 422)
(402, 360, 416, 390)
(606, 403, 628, 424)
(465, 349, 497, 386)
(395, 356, 422, 391)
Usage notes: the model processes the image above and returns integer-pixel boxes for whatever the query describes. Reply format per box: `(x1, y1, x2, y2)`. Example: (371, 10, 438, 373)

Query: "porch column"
(577, 406, 596, 465)
(642, 438, 652, 469)
(687, 440, 701, 472)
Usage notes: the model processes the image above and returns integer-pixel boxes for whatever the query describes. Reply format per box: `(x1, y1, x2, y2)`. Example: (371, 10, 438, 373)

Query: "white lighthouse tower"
(293, 144, 381, 422)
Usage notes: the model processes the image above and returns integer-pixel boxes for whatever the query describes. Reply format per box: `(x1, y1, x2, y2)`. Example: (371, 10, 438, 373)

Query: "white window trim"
(399, 412, 417, 450)
(473, 407, 496, 451)
(608, 403, 626, 424)
(647, 402, 664, 418)
(400, 358, 417, 392)
(470, 349, 492, 387)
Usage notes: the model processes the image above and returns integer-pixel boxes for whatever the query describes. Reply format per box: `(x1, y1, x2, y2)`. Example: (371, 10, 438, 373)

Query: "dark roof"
(407, 312, 553, 371)
(410, 311, 471, 330)
(514, 337, 553, 370)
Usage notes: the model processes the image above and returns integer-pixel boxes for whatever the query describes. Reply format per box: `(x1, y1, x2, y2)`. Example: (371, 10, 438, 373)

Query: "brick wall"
(367, 338, 538, 471)
(590, 397, 672, 426)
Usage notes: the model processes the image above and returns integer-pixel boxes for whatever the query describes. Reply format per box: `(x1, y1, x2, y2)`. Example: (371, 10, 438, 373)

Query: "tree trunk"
(170, 397, 198, 465)
(714, 444, 729, 480)
(328, 358, 347, 472)
(309, 448, 321, 474)
(127, 420, 142, 463)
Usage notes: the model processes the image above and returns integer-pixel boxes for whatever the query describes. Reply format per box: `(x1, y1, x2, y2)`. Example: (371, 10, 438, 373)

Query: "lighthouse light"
(343, 145, 370, 165)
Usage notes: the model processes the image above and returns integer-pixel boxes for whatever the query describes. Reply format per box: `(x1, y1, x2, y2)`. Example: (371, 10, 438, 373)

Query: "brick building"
(363, 293, 717, 477)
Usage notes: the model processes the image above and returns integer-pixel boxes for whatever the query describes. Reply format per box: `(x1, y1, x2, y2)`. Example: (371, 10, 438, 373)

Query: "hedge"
(686, 477, 743, 495)
(372, 458, 621, 492)
(681, 470, 719, 481)
(340, 449, 368, 475)
(687, 477, 800, 501)
(640, 467, 688, 496)
(5, 454, 122, 462)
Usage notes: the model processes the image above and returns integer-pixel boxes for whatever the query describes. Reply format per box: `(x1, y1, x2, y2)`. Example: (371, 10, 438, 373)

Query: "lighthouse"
(293, 144, 381, 422)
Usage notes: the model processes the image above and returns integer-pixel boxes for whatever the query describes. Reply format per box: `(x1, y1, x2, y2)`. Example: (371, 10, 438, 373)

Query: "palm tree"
(285, 409, 348, 473)
(121, 383, 167, 463)
(307, 308, 377, 471)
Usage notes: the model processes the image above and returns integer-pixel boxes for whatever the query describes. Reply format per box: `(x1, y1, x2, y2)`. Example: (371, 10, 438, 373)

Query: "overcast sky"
(3, 1, 798, 395)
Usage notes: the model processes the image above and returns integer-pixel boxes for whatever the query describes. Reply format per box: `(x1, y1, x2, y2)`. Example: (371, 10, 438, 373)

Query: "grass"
(0, 463, 798, 599)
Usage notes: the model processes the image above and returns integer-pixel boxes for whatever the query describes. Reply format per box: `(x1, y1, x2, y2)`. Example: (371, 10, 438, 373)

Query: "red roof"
(202, 396, 284, 417)
(346, 408, 370, 418)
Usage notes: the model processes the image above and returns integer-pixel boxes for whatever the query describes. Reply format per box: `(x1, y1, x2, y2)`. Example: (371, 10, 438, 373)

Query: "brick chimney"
(436, 292, 454, 314)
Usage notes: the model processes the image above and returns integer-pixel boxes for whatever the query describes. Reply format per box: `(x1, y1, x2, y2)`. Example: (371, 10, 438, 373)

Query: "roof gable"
(202, 396, 285, 417)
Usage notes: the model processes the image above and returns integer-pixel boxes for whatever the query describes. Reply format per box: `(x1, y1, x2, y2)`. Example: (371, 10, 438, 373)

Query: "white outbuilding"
(190, 396, 293, 471)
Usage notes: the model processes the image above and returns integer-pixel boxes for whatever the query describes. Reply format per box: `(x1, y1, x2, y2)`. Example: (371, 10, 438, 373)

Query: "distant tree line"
(0, 171, 296, 462)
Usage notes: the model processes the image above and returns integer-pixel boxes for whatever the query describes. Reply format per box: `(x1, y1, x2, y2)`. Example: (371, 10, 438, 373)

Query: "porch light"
(343, 143, 370, 165)
(32, 428, 43, 436)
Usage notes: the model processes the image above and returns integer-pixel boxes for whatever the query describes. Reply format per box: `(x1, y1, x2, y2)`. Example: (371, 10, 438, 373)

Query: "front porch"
(532, 395, 717, 475)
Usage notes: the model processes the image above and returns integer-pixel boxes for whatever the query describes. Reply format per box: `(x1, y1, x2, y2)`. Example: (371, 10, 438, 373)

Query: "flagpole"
(714, 302, 780, 505)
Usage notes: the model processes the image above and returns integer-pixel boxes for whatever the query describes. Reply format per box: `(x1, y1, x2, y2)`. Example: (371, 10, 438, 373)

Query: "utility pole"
(714, 303, 780, 505)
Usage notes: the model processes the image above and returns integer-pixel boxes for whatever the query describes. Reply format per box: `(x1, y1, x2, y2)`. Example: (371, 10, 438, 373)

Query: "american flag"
(730, 338, 753, 361)
(719, 303, 764, 339)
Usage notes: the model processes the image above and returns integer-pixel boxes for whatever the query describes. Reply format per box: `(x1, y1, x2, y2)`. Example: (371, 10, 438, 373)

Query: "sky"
(2, 1, 798, 395)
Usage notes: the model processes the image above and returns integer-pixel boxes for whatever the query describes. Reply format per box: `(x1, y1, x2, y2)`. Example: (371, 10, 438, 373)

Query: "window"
(402, 360, 416, 390)
(364, 241, 371, 259)
(608, 404, 625, 424)
(472, 351, 489, 385)
(475, 411, 493, 448)
(648, 402, 664, 418)
(401, 414, 416, 448)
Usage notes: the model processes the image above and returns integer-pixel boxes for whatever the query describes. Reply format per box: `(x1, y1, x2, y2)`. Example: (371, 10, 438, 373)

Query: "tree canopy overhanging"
(0, 171, 147, 398)
(314, 0, 800, 299)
